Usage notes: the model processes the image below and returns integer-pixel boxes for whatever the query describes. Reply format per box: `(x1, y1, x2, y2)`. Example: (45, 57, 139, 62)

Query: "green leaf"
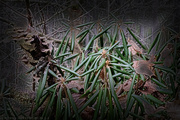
(97, 58, 106, 71)
(123, 21, 135, 24)
(48, 69, 59, 79)
(90, 70, 101, 92)
(107, 41, 120, 53)
(78, 30, 89, 43)
(54, 52, 71, 59)
(112, 73, 122, 78)
(108, 89, 114, 120)
(36, 65, 49, 104)
(127, 73, 136, 106)
(84, 56, 92, 71)
(127, 27, 146, 49)
(75, 22, 93, 28)
(107, 67, 115, 93)
(106, 32, 112, 43)
(109, 54, 129, 65)
(120, 30, 128, 59)
(93, 87, 103, 120)
(55, 29, 70, 56)
(59, 65, 79, 77)
(61, 21, 70, 27)
(148, 32, 161, 54)
(74, 57, 89, 72)
(33, 92, 49, 113)
(63, 53, 79, 62)
(132, 94, 145, 114)
(110, 62, 130, 68)
(124, 97, 135, 117)
(74, 56, 80, 70)
(78, 90, 99, 113)
(80, 69, 95, 77)
(146, 94, 164, 105)
(60, 37, 70, 64)
(71, 31, 75, 52)
(94, 55, 102, 70)
(156, 35, 176, 58)
(26, 66, 35, 73)
(112, 25, 118, 45)
(111, 67, 131, 75)
(84, 74, 91, 91)
(94, 25, 112, 40)
(100, 87, 107, 120)
(56, 88, 62, 120)
(112, 89, 123, 119)
(157, 88, 173, 94)
(129, 112, 144, 120)
(154, 65, 175, 75)
(84, 35, 96, 51)
(76, 29, 89, 38)
(107, 66, 123, 118)
(67, 88, 80, 119)
(151, 78, 166, 88)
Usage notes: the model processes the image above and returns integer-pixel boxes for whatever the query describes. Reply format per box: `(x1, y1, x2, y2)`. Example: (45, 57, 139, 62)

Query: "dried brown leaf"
(133, 59, 155, 77)
(139, 80, 157, 95)
(118, 95, 127, 109)
(66, 80, 84, 90)
(81, 106, 94, 120)
(128, 39, 143, 55)
(72, 93, 86, 109)
(123, 79, 132, 92)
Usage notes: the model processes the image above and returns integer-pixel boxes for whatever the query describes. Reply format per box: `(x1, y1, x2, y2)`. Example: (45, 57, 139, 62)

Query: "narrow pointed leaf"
(148, 32, 161, 54)
(146, 94, 164, 105)
(64, 53, 79, 62)
(154, 65, 175, 75)
(67, 88, 80, 119)
(54, 52, 71, 59)
(84, 35, 96, 51)
(127, 73, 136, 106)
(48, 69, 59, 79)
(60, 38, 70, 63)
(78, 30, 89, 43)
(71, 31, 75, 52)
(80, 69, 95, 77)
(75, 22, 93, 28)
(120, 30, 128, 58)
(93, 87, 103, 120)
(107, 41, 120, 53)
(90, 70, 101, 92)
(78, 90, 99, 113)
(76, 29, 89, 38)
(56, 29, 70, 56)
(94, 25, 112, 40)
(59, 65, 79, 76)
(56, 88, 62, 120)
(36, 65, 49, 104)
(127, 28, 146, 49)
